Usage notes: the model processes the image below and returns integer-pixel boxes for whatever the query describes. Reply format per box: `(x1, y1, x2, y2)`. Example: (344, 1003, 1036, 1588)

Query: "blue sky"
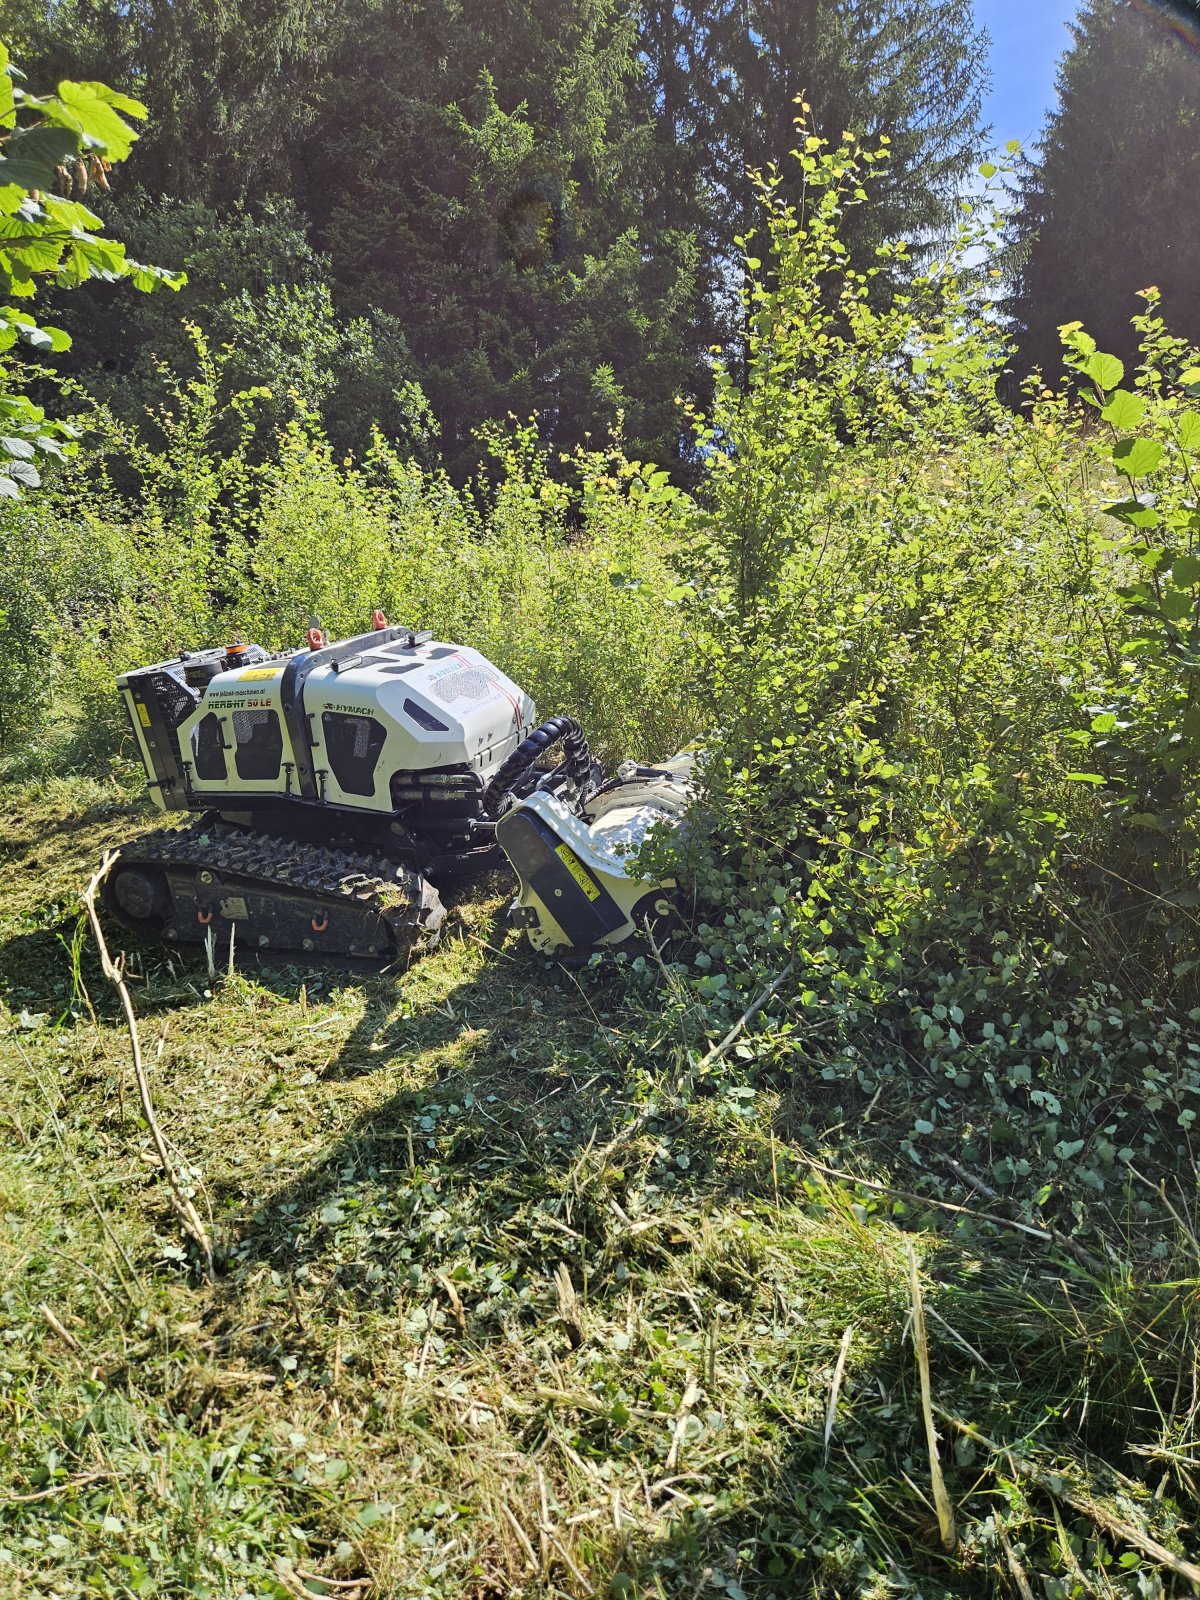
(972, 0, 1082, 152)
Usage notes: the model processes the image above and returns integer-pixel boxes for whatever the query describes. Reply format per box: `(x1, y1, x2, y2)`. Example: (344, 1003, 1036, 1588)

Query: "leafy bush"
(637, 131, 1200, 1228)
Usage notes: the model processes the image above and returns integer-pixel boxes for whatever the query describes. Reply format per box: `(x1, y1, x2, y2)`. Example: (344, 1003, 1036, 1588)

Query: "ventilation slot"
(323, 712, 387, 796)
(403, 698, 450, 733)
(233, 708, 283, 781)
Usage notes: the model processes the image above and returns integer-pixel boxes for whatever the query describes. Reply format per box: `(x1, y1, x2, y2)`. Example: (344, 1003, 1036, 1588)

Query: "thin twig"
(435, 1271, 468, 1335)
(802, 1154, 1111, 1274)
(694, 963, 794, 1072)
(996, 1517, 1035, 1600)
(3, 1469, 108, 1504)
(83, 852, 214, 1274)
(547, 1529, 595, 1595)
(39, 1302, 84, 1355)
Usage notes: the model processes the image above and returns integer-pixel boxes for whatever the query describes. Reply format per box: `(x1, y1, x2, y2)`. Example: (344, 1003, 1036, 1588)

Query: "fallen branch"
(3, 1470, 108, 1504)
(800, 1155, 1110, 1275)
(694, 963, 794, 1072)
(83, 853, 213, 1274)
(939, 1411, 1200, 1589)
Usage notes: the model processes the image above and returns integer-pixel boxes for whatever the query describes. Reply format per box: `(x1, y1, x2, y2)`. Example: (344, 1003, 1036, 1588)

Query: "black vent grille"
(145, 669, 197, 729)
(323, 712, 386, 796)
(233, 708, 283, 781)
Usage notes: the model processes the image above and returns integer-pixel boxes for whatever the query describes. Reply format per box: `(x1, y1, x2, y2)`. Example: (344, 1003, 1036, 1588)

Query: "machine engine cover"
(495, 750, 695, 952)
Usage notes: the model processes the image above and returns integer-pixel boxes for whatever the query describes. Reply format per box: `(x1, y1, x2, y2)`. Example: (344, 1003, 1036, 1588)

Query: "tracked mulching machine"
(105, 616, 692, 963)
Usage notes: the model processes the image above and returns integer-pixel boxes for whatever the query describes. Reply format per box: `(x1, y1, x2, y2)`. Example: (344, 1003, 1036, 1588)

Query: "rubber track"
(109, 818, 446, 957)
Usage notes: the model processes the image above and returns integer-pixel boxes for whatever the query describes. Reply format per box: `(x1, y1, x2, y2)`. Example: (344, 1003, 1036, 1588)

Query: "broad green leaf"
(1179, 366, 1200, 389)
(0, 475, 18, 499)
(0, 155, 61, 190)
(128, 259, 187, 292)
(1058, 322, 1095, 357)
(0, 44, 14, 131)
(1161, 586, 1193, 621)
(1172, 553, 1200, 588)
(7, 459, 39, 487)
(35, 195, 102, 229)
(1082, 351, 1124, 391)
(1100, 389, 1145, 430)
(10, 234, 67, 272)
(1065, 772, 1105, 784)
(978, 161, 996, 179)
(78, 81, 147, 120)
(46, 81, 139, 160)
(0, 435, 35, 458)
(1102, 497, 1159, 528)
(16, 323, 54, 351)
(7, 125, 79, 170)
(1177, 411, 1200, 452)
(1111, 436, 1163, 478)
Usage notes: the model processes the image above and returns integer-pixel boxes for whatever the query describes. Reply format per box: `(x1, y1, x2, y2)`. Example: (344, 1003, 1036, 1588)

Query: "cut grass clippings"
(1, 772, 1198, 1598)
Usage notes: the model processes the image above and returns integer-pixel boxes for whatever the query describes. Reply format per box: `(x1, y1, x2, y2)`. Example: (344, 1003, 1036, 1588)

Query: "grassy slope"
(1, 774, 1197, 1599)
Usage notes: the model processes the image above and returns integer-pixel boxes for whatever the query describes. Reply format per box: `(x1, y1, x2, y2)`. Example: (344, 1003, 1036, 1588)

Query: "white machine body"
(118, 634, 536, 815)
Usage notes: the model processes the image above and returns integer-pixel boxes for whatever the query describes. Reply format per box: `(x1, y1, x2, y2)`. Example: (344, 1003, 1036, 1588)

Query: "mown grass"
(1, 772, 1199, 1599)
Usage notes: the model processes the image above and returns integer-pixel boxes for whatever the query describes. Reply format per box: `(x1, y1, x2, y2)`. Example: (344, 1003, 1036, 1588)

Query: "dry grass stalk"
(536, 1463, 552, 1575)
(553, 1263, 584, 1349)
(83, 852, 214, 1274)
(824, 1326, 854, 1458)
(996, 1518, 1035, 1600)
(500, 1499, 537, 1570)
(435, 1271, 468, 1335)
(906, 1243, 957, 1552)
(665, 1374, 700, 1474)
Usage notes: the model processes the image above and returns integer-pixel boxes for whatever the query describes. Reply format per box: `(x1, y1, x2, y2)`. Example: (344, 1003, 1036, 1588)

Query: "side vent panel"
(233, 708, 284, 781)
(192, 712, 228, 781)
(323, 711, 387, 796)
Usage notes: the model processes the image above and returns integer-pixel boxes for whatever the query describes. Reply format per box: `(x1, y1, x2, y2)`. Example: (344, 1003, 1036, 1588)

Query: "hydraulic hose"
(482, 715, 593, 818)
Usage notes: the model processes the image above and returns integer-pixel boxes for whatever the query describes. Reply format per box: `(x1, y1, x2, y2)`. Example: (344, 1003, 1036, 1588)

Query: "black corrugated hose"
(482, 716, 593, 818)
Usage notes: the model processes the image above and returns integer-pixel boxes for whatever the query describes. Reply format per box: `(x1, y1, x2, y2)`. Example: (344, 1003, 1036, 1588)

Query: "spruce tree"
(1009, 0, 1200, 377)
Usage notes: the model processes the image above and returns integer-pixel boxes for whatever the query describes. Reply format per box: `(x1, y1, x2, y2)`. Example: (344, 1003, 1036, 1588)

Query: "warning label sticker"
(554, 843, 600, 901)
